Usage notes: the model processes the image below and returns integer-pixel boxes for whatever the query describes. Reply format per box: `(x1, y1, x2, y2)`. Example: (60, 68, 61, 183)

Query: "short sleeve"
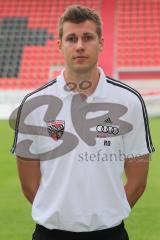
(11, 97, 40, 159)
(123, 95, 155, 158)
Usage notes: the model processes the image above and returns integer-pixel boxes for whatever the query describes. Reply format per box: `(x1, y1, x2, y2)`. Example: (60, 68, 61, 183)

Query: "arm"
(124, 154, 149, 208)
(16, 155, 41, 204)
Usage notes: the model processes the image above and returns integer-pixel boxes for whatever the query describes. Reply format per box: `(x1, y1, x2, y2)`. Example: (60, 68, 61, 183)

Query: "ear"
(57, 39, 62, 51)
(99, 37, 104, 52)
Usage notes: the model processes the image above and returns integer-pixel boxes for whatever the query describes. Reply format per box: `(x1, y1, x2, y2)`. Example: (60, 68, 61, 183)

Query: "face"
(58, 20, 104, 74)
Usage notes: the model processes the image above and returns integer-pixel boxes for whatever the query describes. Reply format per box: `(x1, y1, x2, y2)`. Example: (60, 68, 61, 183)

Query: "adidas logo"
(104, 117, 112, 124)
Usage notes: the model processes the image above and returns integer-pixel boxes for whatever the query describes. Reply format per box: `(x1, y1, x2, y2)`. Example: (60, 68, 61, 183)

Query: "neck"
(63, 67, 100, 96)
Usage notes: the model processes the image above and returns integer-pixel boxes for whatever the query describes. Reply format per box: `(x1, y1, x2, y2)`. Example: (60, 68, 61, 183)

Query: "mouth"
(73, 56, 88, 59)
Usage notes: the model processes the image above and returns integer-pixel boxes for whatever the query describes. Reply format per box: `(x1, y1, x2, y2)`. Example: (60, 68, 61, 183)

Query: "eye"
(66, 36, 77, 42)
(83, 35, 94, 41)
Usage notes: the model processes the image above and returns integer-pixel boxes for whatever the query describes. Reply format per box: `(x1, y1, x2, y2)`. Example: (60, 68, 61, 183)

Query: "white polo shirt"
(12, 67, 154, 231)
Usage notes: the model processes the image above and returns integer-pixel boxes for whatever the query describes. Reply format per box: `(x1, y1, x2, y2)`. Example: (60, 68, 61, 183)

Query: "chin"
(73, 65, 92, 74)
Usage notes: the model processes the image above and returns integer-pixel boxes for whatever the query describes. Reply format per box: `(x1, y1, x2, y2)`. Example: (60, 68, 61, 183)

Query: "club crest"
(47, 120, 65, 141)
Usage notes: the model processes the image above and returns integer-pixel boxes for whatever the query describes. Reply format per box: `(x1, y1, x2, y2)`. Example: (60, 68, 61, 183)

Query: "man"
(12, 5, 155, 240)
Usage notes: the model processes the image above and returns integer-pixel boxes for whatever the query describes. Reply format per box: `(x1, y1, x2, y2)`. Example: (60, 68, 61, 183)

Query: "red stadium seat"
(0, 0, 101, 89)
(116, 0, 160, 69)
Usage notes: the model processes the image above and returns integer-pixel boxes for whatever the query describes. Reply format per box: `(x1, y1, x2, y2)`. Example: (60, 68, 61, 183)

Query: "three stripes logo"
(104, 117, 112, 124)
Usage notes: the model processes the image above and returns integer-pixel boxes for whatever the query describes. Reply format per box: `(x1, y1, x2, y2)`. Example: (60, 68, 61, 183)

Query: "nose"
(75, 38, 84, 51)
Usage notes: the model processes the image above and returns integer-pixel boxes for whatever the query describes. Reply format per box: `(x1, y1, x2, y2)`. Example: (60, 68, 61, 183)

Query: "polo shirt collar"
(56, 67, 107, 99)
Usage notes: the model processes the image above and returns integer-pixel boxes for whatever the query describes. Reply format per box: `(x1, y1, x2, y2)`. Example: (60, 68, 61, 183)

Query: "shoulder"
(21, 79, 57, 104)
(105, 76, 146, 107)
(14, 79, 57, 125)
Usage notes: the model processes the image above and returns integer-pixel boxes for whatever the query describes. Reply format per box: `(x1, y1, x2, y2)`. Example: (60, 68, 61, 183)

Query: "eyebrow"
(83, 32, 95, 35)
(65, 32, 95, 37)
